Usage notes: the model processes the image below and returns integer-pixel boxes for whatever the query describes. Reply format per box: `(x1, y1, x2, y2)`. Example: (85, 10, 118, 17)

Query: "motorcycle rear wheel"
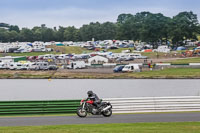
(77, 107, 87, 117)
(102, 109, 112, 117)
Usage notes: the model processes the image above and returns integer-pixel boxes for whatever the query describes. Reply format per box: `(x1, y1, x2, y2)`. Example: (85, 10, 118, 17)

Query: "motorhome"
(35, 62, 49, 70)
(67, 61, 86, 69)
(154, 45, 170, 53)
(32, 41, 46, 52)
(122, 64, 141, 72)
(14, 63, 23, 70)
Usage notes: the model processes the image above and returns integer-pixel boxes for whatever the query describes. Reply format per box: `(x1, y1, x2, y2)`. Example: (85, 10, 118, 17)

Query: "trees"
(171, 11, 200, 46)
(79, 22, 100, 41)
(117, 14, 133, 24)
(117, 11, 200, 47)
(99, 22, 117, 40)
(0, 11, 199, 45)
(55, 26, 66, 42)
(9, 25, 20, 33)
(64, 26, 80, 41)
(139, 13, 172, 47)
(19, 28, 34, 42)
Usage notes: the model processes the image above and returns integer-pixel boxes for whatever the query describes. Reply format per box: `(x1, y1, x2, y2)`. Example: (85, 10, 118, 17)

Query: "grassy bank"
(0, 122, 200, 133)
(0, 46, 90, 57)
(164, 57, 200, 64)
(47, 46, 91, 54)
(0, 51, 60, 57)
(0, 68, 200, 79)
(130, 68, 200, 78)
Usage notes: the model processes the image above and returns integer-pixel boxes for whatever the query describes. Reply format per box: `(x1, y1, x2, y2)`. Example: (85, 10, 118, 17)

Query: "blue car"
(113, 65, 125, 73)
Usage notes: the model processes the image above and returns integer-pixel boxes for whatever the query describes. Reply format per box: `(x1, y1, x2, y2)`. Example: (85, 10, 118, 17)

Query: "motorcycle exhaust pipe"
(102, 105, 112, 111)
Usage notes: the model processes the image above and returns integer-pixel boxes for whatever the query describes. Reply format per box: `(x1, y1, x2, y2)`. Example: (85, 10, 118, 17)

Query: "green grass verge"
(0, 68, 200, 79)
(0, 52, 61, 57)
(0, 122, 200, 133)
(0, 46, 91, 57)
(131, 68, 200, 78)
(165, 57, 200, 64)
(64, 46, 91, 54)
(49, 46, 91, 54)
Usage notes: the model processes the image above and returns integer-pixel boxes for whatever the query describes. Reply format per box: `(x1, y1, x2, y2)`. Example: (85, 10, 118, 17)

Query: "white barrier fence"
(104, 96, 200, 113)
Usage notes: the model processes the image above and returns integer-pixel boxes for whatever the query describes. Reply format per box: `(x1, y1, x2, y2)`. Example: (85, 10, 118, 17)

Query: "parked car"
(125, 56, 134, 61)
(57, 54, 70, 60)
(36, 55, 44, 60)
(27, 56, 37, 60)
(116, 56, 134, 62)
(113, 65, 125, 73)
(48, 65, 58, 70)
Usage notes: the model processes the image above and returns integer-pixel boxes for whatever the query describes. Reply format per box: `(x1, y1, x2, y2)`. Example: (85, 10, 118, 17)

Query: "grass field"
(0, 46, 91, 57)
(0, 122, 200, 133)
(0, 51, 60, 57)
(48, 46, 91, 54)
(131, 68, 200, 78)
(164, 57, 200, 64)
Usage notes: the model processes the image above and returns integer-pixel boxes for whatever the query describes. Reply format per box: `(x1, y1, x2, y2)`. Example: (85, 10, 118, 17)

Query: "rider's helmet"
(87, 90, 93, 97)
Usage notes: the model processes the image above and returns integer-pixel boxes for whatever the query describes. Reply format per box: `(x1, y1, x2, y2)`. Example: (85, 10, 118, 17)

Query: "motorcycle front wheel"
(102, 109, 112, 117)
(77, 107, 87, 117)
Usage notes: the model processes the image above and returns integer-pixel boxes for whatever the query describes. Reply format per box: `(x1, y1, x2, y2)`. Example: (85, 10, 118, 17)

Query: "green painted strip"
(0, 100, 81, 115)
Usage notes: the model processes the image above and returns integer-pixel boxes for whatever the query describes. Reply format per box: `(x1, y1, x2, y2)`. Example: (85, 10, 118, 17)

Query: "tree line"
(0, 11, 200, 47)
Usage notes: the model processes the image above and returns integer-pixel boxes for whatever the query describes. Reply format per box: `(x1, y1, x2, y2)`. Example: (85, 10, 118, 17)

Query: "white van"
(8, 63, 16, 70)
(0, 63, 7, 69)
(67, 61, 86, 69)
(122, 64, 141, 72)
(15, 63, 23, 70)
(29, 63, 38, 70)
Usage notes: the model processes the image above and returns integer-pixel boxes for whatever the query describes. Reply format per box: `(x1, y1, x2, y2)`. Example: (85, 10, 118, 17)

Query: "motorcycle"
(76, 98, 112, 117)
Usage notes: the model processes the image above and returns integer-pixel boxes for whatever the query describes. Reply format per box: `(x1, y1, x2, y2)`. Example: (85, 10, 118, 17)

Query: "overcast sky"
(0, 0, 199, 28)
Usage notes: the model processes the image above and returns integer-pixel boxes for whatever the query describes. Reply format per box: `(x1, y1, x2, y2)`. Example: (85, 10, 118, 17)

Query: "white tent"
(88, 55, 108, 64)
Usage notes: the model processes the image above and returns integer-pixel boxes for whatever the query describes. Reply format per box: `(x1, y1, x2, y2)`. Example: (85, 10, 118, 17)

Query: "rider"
(87, 91, 101, 109)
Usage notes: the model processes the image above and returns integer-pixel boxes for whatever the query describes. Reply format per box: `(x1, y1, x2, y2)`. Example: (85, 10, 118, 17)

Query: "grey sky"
(0, 0, 199, 28)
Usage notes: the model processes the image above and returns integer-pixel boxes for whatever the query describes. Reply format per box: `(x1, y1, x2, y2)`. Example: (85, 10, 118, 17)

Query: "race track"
(0, 112, 200, 126)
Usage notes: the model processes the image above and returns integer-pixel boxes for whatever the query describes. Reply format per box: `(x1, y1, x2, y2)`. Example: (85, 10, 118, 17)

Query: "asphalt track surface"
(0, 112, 200, 126)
